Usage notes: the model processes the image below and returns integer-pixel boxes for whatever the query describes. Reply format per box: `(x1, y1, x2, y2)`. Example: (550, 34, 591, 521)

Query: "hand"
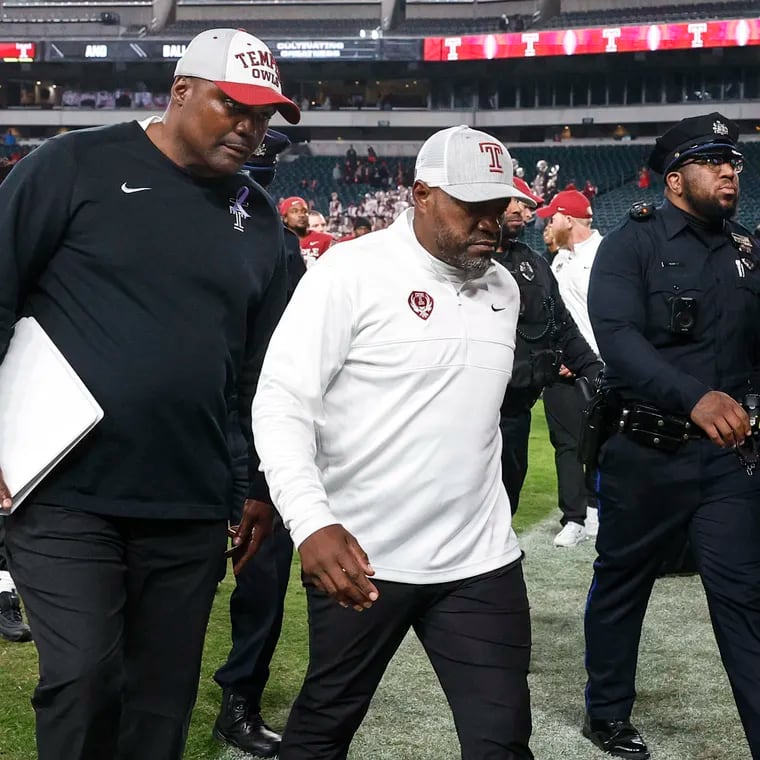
(0, 467, 11, 514)
(229, 499, 274, 575)
(558, 364, 574, 379)
(690, 391, 751, 448)
(299, 524, 379, 612)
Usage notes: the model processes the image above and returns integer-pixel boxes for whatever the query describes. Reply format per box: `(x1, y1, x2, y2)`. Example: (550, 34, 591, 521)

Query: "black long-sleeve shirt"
(0, 121, 287, 519)
(494, 239, 602, 412)
(589, 199, 760, 415)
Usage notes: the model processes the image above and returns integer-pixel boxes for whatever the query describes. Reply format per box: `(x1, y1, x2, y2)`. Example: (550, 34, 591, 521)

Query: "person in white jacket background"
(252, 125, 536, 760)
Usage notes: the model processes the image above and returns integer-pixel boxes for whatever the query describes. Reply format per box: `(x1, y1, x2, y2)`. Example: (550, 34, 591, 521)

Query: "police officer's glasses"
(681, 154, 744, 174)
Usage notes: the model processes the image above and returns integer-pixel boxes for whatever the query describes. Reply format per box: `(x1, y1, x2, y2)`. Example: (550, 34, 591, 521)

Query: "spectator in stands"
(253, 124, 535, 760)
(215, 128, 304, 760)
(582, 179, 598, 203)
(308, 211, 328, 234)
(346, 144, 357, 168)
(537, 189, 604, 547)
(638, 166, 651, 189)
(337, 215, 373, 242)
(328, 192, 342, 219)
(280, 196, 334, 268)
(0, 28, 299, 760)
(332, 162, 342, 185)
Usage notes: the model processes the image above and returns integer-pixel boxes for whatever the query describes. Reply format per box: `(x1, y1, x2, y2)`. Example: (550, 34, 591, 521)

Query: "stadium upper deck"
(0, 0, 756, 38)
(1, 0, 758, 139)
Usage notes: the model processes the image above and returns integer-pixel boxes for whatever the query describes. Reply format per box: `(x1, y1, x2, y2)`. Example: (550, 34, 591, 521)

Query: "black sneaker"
(0, 591, 32, 642)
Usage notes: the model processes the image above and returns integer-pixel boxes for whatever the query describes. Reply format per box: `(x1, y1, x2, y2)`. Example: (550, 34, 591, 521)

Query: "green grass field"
(0, 406, 747, 759)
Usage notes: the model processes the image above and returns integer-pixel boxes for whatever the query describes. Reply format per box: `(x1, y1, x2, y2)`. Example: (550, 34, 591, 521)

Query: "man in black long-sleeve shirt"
(0, 29, 300, 760)
(212, 129, 305, 759)
(493, 190, 602, 516)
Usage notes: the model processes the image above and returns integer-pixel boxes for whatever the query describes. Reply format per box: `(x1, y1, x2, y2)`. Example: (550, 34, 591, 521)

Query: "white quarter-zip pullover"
(252, 209, 522, 584)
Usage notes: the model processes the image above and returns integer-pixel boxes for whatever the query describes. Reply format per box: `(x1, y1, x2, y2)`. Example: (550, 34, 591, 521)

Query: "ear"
(171, 76, 191, 106)
(412, 180, 432, 211)
(665, 170, 683, 196)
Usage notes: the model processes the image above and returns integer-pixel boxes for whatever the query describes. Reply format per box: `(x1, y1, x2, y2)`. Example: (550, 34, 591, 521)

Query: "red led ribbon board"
(423, 18, 760, 61)
(0, 42, 36, 62)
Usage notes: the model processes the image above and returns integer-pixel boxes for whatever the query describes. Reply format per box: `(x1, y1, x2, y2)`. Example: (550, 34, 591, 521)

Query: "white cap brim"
(440, 183, 535, 204)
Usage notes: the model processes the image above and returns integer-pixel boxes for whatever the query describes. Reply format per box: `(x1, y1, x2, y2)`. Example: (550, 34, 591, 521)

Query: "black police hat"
(648, 111, 742, 175)
(244, 129, 291, 187)
(246, 129, 291, 167)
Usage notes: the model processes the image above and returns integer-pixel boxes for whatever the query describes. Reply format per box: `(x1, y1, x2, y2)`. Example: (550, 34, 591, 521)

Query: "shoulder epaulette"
(629, 201, 656, 221)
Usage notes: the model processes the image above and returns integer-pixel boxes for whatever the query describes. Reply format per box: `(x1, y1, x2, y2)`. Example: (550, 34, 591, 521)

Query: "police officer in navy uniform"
(493, 179, 602, 515)
(583, 112, 760, 759)
(213, 129, 305, 758)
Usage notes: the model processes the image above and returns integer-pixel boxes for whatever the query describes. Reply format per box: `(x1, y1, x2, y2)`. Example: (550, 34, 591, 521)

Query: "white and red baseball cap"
(414, 125, 533, 204)
(512, 177, 544, 209)
(175, 28, 301, 124)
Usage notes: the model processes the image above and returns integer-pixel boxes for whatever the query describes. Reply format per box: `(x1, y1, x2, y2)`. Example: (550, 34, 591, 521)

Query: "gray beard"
(437, 248, 492, 276)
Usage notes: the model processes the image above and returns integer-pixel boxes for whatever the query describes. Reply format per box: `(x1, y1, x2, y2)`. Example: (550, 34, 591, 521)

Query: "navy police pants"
(585, 434, 760, 757)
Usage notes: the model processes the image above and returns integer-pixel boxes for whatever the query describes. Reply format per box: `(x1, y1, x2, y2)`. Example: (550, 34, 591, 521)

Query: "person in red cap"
(0, 27, 299, 760)
(280, 196, 334, 268)
(536, 189, 604, 547)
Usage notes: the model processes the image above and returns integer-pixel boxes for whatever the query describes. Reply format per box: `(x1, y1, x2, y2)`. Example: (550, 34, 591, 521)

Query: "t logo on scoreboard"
(479, 142, 504, 174)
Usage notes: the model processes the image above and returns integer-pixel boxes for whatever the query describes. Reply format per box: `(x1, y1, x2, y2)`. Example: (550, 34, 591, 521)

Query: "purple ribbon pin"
(230, 186, 251, 219)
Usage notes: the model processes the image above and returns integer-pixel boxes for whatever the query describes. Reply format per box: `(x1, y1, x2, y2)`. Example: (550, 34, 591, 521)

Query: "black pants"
(542, 381, 590, 525)
(500, 410, 532, 516)
(280, 560, 534, 760)
(585, 435, 760, 757)
(214, 519, 293, 709)
(214, 435, 293, 710)
(4, 503, 227, 760)
(0, 518, 8, 572)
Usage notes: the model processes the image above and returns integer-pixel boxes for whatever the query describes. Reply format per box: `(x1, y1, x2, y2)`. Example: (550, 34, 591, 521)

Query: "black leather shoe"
(213, 689, 281, 758)
(582, 715, 650, 759)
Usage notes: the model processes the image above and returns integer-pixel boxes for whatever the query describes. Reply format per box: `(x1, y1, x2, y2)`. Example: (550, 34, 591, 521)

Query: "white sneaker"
(585, 506, 599, 538)
(553, 522, 587, 548)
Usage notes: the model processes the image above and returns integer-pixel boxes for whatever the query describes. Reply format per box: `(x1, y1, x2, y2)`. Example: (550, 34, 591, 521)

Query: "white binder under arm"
(0, 317, 104, 513)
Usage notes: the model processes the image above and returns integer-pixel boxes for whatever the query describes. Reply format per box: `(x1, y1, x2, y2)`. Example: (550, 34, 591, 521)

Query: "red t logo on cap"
(479, 142, 504, 174)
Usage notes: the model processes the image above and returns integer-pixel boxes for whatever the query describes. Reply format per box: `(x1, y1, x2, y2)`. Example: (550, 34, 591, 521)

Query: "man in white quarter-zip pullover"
(252, 125, 536, 760)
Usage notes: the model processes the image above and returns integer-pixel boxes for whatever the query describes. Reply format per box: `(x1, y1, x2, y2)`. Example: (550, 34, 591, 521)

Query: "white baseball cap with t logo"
(415, 125, 532, 204)
(175, 28, 301, 124)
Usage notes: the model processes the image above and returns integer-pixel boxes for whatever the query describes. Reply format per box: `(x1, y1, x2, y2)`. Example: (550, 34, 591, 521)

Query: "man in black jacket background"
(493, 182, 602, 517)
(213, 129, 305, 759)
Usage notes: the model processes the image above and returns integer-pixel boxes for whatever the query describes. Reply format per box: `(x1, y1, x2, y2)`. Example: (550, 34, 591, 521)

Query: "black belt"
(611, 402, 706, 452)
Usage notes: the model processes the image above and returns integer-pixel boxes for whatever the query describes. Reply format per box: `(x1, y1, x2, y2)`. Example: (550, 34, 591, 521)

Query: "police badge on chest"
(730, 233, 757, 278)
(519, 261, 535, 281)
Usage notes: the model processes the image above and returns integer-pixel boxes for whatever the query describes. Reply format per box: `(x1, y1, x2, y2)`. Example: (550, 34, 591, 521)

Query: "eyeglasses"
(680, 154, 744, 174)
